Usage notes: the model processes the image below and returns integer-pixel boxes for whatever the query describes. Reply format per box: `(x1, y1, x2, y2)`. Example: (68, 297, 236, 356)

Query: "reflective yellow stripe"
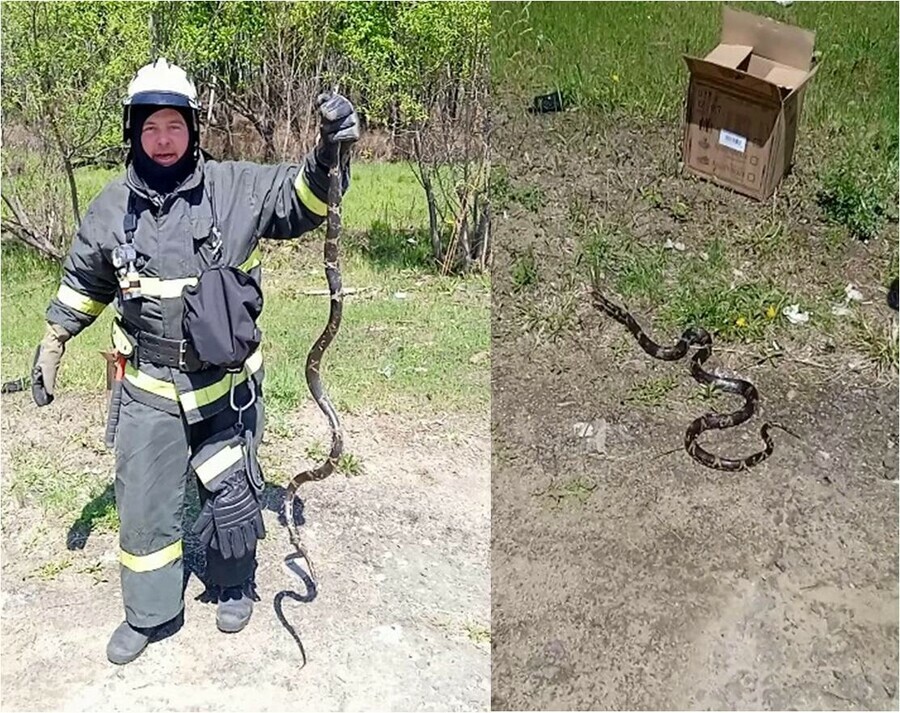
(295, 173, 327, 217)
(180, 370, 246, 412)
(238, 247, 262, 273)
(124, 349, 263, 410)
(120, 540, 183, 572)
(195, 444, 243, 486)
(140, 277, 198, 298)
(124, 363, 179, 400)
(111, 321, 134, 356)
(56, 284, 106, 316)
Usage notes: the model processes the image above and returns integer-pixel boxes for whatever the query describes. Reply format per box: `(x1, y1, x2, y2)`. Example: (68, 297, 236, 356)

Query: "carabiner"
(228, 370, 257, 430)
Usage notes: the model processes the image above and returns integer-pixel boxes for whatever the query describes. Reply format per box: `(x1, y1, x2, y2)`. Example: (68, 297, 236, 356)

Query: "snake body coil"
(591, 286, 792, 471)
(283, 146, 347, 583)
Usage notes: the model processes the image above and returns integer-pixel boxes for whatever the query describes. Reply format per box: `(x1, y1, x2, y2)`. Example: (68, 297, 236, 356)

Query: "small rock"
(573, 422, 593, 438)
(845, 283, 864, 302)
(831, 304, 852, 317)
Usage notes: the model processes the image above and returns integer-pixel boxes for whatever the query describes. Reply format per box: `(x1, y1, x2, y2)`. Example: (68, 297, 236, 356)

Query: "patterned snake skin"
(283, 145, 348, 584)
(591, 281, 795, 471)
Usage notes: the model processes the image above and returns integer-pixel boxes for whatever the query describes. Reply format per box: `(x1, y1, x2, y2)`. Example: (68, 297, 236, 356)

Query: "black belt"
(120, 321, 206, 372)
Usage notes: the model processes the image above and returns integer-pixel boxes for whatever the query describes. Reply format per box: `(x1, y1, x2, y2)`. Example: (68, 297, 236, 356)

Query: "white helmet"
(123, 57, 200, 141)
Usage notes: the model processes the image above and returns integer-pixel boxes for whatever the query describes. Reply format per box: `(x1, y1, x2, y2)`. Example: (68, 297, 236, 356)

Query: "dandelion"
(736, 316, 748, 328)
(611, 73, 620, 83)
(765, 304, 777, 320)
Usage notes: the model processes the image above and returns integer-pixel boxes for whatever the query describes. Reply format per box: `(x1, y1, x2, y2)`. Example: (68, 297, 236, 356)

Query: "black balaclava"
(128, 104, 199, 195)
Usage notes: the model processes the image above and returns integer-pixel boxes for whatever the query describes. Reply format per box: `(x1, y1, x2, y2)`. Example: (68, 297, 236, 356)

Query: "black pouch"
(182, 266, 263, 371)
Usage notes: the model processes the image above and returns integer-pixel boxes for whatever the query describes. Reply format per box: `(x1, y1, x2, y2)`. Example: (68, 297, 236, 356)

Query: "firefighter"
(30, 58, 359, 665)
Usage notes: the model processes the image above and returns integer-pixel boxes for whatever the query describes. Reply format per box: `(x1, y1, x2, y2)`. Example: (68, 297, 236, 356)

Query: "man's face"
(140, 108, 189, 166)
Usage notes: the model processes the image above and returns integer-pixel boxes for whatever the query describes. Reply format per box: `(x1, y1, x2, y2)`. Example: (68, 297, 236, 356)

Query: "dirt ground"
(490, 107, 899, 710)
(0, 391, 490, 712)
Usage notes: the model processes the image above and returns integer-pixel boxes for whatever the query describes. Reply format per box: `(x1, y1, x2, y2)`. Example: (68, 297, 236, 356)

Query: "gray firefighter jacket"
(46, 148, 346, 424)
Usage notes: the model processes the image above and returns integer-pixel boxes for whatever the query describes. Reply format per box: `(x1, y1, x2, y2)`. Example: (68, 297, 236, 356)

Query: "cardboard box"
(682, 7, 818, 200)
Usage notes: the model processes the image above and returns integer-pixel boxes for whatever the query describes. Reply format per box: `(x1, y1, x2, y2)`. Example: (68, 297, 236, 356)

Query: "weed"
(510, 184, 545, 213)
(746, 220, 789, 259)
(690, 382, 723, 404)
(73, 489, 119, 534)
(510, 247, 539, 291)
(535, 476, 598, 508)
(490, 165, 513, 210)
(29, 558, 72, 581)
(669, 198, 690, 223)
(516, 284, 579, 343)
(78, 560, 109, 585)
(817, 164, 887, 242)
(464, 622, 491, 645)
(338, 452, 364, 476)
(581, 224, 668, 303)
(661, 282, 790, 343)
(851, 315, 899, 374)
(640, 183, 664, 209)
(303, 441, 364, 476)
(626, 376, 679, 407)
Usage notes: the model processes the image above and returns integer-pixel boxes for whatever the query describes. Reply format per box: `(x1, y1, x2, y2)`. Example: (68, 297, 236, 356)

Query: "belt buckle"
(177, 340, 189, 371)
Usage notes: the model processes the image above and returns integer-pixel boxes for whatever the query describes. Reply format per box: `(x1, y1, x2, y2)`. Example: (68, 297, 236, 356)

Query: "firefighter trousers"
(113, 385, 265, 628)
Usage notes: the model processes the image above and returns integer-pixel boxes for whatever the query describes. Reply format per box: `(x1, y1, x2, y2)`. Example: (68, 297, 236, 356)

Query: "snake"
(282, 141, 348, 586)
(590, 280, 795, 471)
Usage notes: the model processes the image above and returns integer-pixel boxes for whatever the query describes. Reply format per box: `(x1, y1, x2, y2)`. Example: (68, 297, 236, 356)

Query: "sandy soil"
(0, 391, 490, 712)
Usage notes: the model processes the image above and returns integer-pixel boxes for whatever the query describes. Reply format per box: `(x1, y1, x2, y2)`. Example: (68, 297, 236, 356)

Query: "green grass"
(582, 222, 803, 343)
(493, 2, 898, 133)
(626, 376, 679, 407)
(27, 557, 73, 582)
(510, 246, 539, 290)
(1, 160, 489, 416)
(534, 475, 598, 508)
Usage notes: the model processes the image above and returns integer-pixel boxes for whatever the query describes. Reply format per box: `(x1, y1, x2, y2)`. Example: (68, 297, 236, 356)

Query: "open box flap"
(705, 43, 753, 69)
(684, 55, 783, 105)
(721, 6, 815, 71)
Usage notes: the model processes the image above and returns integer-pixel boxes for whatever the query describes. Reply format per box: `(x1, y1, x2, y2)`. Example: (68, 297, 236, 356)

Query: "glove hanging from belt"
(190, 426, 266, 560)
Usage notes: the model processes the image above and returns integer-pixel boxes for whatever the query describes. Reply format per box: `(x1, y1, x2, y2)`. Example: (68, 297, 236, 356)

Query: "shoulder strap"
(201, 175, 224, 264)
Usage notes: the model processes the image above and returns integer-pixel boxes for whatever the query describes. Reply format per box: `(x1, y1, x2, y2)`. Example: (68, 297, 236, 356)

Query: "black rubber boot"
(106, 621, 154, 665)
(216, 585, 254, 633)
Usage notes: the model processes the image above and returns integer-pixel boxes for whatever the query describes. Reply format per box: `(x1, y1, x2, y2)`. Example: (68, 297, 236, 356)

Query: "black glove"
(315, 91, 360, 167)
(193, 469, 266, 560)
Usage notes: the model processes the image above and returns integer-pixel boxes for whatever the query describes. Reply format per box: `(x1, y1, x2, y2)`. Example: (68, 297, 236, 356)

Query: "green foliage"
(152, 1, 269, 87)
(1, 2, 154, 161)
(816, 161, 890, 242)
(2, 1, 488, 151)
(335, 1, 489, 125)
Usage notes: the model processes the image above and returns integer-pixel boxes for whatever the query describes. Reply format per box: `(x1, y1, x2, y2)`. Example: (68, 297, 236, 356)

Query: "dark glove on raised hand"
(192, 470, 266, 560)
(315, 92, 360, 167)
(32, 323, 71, 407)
